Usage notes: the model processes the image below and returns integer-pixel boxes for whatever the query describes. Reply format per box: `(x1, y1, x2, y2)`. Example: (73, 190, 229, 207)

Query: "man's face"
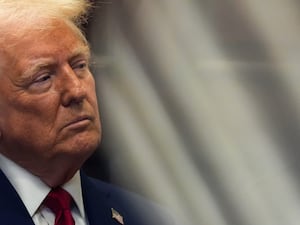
(0, 21, 101, 174)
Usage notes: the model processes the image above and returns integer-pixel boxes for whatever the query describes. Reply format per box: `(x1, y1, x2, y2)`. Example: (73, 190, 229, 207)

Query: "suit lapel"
(80, 171, 175, 225)
(0, 170, 35, 225)
(0, 168, 121, 225)
(81, 172, 115, 225)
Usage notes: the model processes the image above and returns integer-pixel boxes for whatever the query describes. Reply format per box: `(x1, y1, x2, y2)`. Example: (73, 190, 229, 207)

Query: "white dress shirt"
(0, 154, 89, 225)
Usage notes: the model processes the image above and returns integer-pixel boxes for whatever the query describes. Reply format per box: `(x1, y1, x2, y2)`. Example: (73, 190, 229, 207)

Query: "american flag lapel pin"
(111, 208, 124, 225)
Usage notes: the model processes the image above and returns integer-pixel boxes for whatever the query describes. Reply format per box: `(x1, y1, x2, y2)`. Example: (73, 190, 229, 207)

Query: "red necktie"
(43, 187, 75, 225)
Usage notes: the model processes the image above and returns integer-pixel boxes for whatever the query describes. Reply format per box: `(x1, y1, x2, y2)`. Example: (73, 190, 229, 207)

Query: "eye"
(73, 60, 88, 70)
(78, 62, 87, 69)
(71, 59, 90, 78)
(27, 72, 53, 93)
(34, 74, 51, 83)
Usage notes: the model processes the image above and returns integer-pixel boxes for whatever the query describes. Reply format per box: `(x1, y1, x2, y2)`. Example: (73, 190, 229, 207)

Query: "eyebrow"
(21, 60, 55, 81)
(21, 45, 91, 79)
(69, 45, 91, 62)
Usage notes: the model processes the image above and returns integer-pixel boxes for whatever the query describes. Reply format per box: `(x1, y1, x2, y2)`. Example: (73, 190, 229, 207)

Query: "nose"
(60, 66, 87, 107)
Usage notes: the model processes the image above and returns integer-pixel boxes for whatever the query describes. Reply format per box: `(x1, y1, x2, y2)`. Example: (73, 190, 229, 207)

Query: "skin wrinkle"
(19, 46, 90, 91)
(0, 20, 101, 187)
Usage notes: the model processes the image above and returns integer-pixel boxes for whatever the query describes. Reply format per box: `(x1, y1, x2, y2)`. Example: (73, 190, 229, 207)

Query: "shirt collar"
(63, 171, 86, 219)
(0, 154, 86, 219)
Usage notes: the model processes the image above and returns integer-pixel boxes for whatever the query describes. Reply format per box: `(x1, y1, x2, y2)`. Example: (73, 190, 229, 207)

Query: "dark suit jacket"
(0, 169, 175, 225)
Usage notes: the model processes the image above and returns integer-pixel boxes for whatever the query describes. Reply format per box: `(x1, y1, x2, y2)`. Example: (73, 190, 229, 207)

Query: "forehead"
(0, 20, 90, 83)
(4, 20, 89, 64)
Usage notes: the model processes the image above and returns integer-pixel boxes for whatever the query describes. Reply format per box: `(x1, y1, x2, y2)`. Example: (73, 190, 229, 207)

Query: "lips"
(62, 115, 93, 130)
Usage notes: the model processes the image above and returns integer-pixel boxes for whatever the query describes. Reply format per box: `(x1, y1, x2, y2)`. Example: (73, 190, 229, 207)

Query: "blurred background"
(83, 0, 300, 224)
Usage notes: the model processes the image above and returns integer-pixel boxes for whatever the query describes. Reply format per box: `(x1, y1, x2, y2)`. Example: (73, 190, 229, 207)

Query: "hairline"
(0, 18, 90, 76)
(0, 0, 91, 77)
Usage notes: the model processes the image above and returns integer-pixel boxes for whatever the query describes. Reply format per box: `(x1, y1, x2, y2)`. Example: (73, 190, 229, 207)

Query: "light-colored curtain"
(88, 1, 300, 224)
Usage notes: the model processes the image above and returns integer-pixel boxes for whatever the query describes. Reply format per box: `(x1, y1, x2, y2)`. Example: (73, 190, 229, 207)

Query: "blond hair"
(0, 0, 91, 45)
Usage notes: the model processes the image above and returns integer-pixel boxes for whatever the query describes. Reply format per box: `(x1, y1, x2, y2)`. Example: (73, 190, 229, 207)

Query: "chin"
(70, 132, 100, 154)
(58, 139, 99, 174)
(54, 128, 101, 163)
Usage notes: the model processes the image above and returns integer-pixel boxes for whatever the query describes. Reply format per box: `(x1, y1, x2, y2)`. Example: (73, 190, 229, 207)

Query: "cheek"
(0, 99, 64, 161)
(1, 93, 60, 138)
(85, 77, 101, 129)
(1, 109, 56, 156)
(86, 76, 99, 108)
(4, 104, 56, 137)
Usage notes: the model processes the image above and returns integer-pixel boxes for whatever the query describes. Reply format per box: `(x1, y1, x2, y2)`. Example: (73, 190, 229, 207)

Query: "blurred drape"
(85, 1, 300, 224)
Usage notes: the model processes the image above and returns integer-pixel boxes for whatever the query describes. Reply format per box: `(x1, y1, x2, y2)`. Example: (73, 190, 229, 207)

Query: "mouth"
(63, 115, 93, 130)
